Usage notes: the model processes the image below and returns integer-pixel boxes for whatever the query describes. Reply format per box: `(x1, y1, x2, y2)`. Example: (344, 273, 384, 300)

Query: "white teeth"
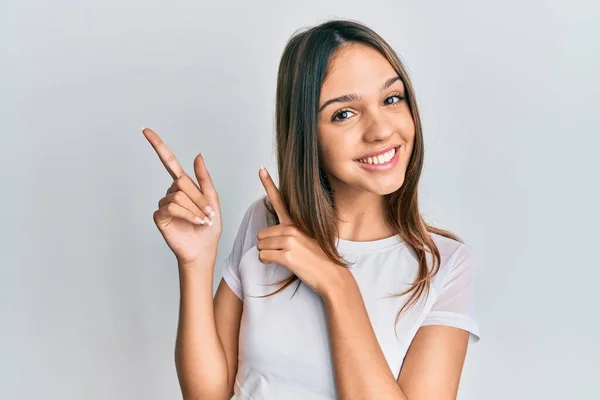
(358, 147, 396, 164)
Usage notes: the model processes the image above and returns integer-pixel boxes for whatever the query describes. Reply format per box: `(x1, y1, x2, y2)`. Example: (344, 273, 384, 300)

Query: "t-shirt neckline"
(335, 234, 403, 252)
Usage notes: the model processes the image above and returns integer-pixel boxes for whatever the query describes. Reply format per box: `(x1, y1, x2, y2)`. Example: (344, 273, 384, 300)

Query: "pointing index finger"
(259, 166, 291, 224)
(142, 127, 185, 180)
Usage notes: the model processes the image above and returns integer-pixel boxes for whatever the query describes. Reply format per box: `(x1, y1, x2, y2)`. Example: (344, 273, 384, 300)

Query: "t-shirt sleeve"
(421, 243, 481, 343)
(220, 197, 264, 301)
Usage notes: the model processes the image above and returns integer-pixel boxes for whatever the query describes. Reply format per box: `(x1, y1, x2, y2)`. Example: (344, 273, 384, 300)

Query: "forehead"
(321, 43, 399, 95)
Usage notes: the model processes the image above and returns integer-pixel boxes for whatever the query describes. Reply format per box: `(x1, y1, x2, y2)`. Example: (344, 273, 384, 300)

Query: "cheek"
(317, 131, 343, 166)
(317, 136, 330, 157)
(401, 116, 416, 142)
(321, 138, 354, 167)
(319, 146, 341, 174)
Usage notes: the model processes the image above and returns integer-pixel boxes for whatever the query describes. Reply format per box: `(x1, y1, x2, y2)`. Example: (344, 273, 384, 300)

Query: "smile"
(355, 146, 401, 171)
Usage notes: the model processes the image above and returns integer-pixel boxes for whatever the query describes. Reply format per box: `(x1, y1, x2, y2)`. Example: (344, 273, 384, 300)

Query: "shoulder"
(429, 232, 474, 262)
(428, 232, 476, 287)
(233, 194, 270, 245)
(243, 194, 270, 230)
(223, 195, 271, 269)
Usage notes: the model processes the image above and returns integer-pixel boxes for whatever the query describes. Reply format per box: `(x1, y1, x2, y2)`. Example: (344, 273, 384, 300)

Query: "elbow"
(180, 382, 231, 400)
(175, 361, 231, 400)
(181, 392, 231, 400)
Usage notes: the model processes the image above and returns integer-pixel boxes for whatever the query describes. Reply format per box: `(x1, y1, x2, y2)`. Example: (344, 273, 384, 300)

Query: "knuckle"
(183, 173, 194, 186)
(197, 197, 208, 210)
(173, 191, 186, 204)
(174, 175, 186, 188)
(165, 202, 177, 214)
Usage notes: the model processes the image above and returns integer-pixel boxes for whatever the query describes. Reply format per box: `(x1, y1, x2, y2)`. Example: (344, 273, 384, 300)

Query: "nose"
(362, 111, 395, 143)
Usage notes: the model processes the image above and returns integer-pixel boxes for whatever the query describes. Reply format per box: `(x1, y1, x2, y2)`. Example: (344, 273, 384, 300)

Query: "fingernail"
(205, 205, 216, 217)
(141, 127, 146, 132)
(206, 218, 213, 226)
(260, 164, 267, 177)
(194, 216, 205, 224)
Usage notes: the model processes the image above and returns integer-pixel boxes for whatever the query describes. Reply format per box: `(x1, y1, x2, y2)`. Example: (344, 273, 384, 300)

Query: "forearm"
(322, 270, 408, 400)
(175, 252, 229, 400)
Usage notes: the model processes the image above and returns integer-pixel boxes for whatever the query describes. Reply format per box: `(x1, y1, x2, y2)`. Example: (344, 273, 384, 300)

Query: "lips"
(354, 145, 399, 161)
(355, 145, 400, 170)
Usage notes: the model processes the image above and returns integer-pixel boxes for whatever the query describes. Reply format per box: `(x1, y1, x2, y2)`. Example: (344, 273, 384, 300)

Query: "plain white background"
(2, 0, 599, 398)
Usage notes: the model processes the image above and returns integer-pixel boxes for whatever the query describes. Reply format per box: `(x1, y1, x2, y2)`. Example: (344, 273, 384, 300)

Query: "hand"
(256, 167, 342, 297)
(142, 127, 222, 266)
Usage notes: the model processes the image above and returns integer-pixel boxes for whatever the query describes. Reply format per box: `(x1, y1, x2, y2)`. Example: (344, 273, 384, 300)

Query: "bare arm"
(174, 251, 243, 400)
(323, 271, 407, 399)
(213, 277, 243, 396)
(323, 270, 469, 400)
(140, 127, 244, 399)
(397, 325, 468, 399)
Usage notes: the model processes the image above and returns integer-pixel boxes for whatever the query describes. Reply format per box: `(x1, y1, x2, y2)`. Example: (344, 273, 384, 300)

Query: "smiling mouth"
(355, 146, 400, 165)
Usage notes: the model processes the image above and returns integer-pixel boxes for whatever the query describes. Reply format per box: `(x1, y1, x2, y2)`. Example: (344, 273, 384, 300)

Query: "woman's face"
(317, 43, 415, 196)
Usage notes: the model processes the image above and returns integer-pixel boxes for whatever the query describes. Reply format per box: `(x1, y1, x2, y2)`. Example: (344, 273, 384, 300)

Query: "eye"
(331, 93, 406, 123)
(384, 93, 405, 105)
(332, 109, 355, 122)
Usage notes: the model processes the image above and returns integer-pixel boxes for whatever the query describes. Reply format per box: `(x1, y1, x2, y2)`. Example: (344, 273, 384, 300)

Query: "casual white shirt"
(220, 196, 480, 399)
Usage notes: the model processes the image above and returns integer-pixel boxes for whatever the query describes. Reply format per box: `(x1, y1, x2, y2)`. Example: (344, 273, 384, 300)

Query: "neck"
(332, 188, 394, 242)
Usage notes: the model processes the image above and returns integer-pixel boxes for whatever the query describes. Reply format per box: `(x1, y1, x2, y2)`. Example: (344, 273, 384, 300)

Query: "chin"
(365, 177, 405, 195)
(330, 169, 406, 196)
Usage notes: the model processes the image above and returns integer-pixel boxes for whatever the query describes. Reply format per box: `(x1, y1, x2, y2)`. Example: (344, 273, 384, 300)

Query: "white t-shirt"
(220, 196, 480, 400)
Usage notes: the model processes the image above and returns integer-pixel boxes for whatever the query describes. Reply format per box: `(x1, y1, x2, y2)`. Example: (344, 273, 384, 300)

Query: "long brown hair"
(256, 19, 462, 325)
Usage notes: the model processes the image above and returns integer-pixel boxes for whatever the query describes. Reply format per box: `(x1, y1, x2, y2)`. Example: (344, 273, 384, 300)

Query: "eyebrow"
(318, 76, 403, 113)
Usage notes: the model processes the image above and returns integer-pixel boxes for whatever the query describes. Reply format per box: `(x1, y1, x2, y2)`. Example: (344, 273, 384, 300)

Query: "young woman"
(143, 19, 480, 400)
